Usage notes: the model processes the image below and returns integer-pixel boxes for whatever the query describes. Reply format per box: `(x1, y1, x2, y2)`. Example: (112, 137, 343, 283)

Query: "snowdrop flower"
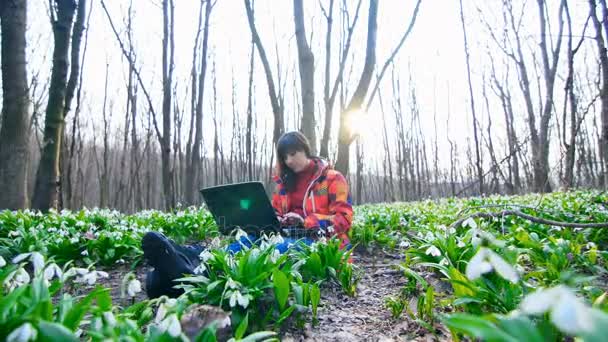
(127, 278, 142, 297)
(81, 250, 88, 256)
(193, 263, 207, 275)
(462, 217, 477, 229)
(63, 267, 89, 281)
(226, 278, 239, 290)
(457, 239, 466, 248)
(466, 247, 519, 283)
(424, 232, 436, 242)
(199, 250, 214, 263)
(75, 270, 109, 285)
(8, 230, 20, 237)
(43, 263, 63, 281)
(159, 314, 182, 337)
(269, 234, 284, 245)
(4, 268, 31, 291)
(209, 237, 221, 249)
(439, 258, 449, 266)
(69, 237, 79, 244)
(228, 290, 251, 308)
(7, 322, 37, 342)
(269, 249, 281, 263)
(520, 285, 593, 335)
(0, 256, 6, 267)
(155, 298, 177, 323)
(12, 252, 45, 274)
(398, 240, 410, 248)
(425, 246, 441, 257)
(235, 228, 248, 241)
(103, 311, 117, 327)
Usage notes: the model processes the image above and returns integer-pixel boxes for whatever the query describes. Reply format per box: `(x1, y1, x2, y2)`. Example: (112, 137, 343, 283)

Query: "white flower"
(457, 239, 466, 248)
(199, 250, 214, 262)
(465, 247, 519, 283)
(69, 237, 79, 244)
(0, 256, 6, 267)
(228, 290, 251, 308)
(269, 234, 284, 245)
(8, 230, 20, 237)
(269, 249, 281, 263)
(439, 258, 449, 266)
(127, 278, 142, 297)
(520, 285, 593, 334)
(235, 228, 248, 241)
(226, 278, 239, 290)
(425, 246, 441, 257)
(210, 237, 221, 248)
(424, 232, 436, 242)
(12, 252, 45, 274)
(75, 270, 109, 285)
(7, 322, 37, 342)
(159, 314, 182, 337)
(81, 250, 88, 256)
(43, 263, 63, 281)
(398, 240, 410, 248)
(462, 217, 477, 229)
(103, 311, 117, 327)
(193, 263, 207, 275)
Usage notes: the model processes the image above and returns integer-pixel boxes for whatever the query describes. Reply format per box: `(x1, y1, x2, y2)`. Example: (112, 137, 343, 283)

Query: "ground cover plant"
(0, 190, 607, 340)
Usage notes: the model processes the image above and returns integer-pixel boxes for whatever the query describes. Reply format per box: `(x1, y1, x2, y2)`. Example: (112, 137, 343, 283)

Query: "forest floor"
(91, 251, 451, 342)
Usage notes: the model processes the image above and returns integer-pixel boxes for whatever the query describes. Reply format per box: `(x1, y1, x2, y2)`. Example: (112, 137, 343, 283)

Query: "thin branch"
(451, 210, 608, 229)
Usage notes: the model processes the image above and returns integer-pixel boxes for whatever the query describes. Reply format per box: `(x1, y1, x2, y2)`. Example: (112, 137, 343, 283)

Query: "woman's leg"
(141, 232, 201, 298)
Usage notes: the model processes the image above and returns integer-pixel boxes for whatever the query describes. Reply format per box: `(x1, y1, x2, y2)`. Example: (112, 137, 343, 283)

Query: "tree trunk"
(335, 0, 378, 175)
(0, 0, 30, 210)
(161, 0, 176, 209)
(590, 0, 608, 188)
(293, 0, 316, 154)
(32, 0, 77, 211)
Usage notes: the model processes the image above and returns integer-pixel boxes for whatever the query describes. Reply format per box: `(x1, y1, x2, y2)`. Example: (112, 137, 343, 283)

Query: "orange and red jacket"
(271, 158, 353, 246)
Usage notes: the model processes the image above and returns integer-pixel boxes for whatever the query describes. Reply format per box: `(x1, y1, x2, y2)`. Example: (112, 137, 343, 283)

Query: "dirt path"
(284, 253, 449, 341)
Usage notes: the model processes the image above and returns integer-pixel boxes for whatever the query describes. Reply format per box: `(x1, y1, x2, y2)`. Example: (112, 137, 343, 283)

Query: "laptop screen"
(200, 182, 280, 234)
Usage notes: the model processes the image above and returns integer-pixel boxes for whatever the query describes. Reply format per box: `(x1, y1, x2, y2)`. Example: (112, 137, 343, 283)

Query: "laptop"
(200, 181, 281, 235)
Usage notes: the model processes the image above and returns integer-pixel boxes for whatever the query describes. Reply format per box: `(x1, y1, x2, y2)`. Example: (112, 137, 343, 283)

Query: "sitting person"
(142, 131, 353, 298)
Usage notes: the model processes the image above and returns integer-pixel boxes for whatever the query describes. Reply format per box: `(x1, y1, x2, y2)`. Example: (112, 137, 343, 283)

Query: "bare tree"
(244, 0, 284, 146)
(459, 0, 483, 194)
(589, 0, 608, 187)
(0, 0, 30, 210)
(334, 0, 378, 175)
(293, 0, 316, 154)
(32, 0, 82, 211)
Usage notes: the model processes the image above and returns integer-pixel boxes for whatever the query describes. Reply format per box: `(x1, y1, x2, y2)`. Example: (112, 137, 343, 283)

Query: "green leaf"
(496, 316, 543, 342)
(63, 287, 105, 331)
(238, 331, 278, 342)
(235, 313, 249, 339)
(37, 321, 79, 342)
(311, 283, 320, 319)
(441, 313, 518, 342)
(95, 287, 113, 311)
(275, 305, 296, 326)
(272, 270, 289, 311)
(0, 286, 27, 321)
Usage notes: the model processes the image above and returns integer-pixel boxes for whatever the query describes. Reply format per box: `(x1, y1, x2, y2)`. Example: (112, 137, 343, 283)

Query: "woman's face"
(283, 150, 309, 173)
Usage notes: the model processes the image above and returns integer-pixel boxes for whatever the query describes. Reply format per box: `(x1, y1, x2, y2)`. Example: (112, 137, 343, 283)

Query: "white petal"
(12, 253, 31, 264)
(0, 256, 6, 267)
(465, 248, 491, 280)
(229, 291, 238, 308)
(199, 250, 213, 262)
(463, 217, 477, 229)
(520, 288, 559, 314)
(103, 312, 117, 327)
(425, 246, 441, 257)
(550, 293, 593, 334)
(7, 322, 37, 342)
(166, 314, 182, 337)
(30, 252, 45, 274)
(127, 279, 142, 297)
(487, 251, 519, 283)
(237, 292, 250, 308)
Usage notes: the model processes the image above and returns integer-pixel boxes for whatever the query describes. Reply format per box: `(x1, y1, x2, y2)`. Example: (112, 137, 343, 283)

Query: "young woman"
(142, 131, 353, 298)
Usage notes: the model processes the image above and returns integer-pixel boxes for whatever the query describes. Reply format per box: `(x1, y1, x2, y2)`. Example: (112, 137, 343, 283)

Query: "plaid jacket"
(271, 158, 353, 246)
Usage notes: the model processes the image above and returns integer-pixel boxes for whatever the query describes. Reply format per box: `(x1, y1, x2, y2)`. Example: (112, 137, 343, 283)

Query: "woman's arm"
(303, 172, 353, 235)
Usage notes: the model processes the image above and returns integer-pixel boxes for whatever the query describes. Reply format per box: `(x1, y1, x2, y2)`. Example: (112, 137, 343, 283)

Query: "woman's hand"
(280, 212, 304, 227)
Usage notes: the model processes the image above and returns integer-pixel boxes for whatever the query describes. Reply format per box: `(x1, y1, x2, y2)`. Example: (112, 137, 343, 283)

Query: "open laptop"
(199, 181, 281, 235)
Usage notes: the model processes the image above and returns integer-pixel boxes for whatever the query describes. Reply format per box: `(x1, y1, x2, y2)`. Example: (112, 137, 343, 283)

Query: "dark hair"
(276, 131, 312, 192)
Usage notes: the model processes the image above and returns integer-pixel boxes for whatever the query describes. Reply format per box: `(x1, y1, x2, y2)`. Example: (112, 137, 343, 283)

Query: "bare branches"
(451, 209, 608, 229)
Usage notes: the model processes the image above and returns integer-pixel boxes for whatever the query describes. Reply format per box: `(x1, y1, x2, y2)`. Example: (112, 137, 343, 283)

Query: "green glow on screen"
(240, 199, 251, 210)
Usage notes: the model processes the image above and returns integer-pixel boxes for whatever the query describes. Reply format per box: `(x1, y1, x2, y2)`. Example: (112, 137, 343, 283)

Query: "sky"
(23, 0, 598, 174)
